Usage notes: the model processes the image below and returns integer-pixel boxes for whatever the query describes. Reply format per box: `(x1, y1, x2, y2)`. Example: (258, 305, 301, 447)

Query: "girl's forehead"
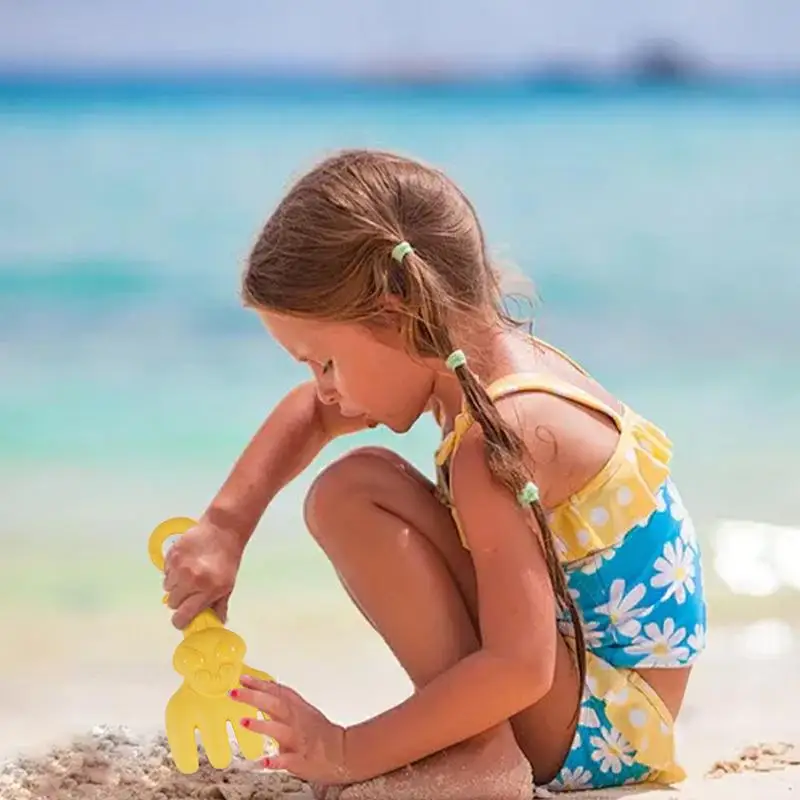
(259, 310, 356, 354)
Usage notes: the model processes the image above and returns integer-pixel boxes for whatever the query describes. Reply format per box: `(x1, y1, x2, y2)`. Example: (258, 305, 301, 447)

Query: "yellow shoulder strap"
(531, 336, 591, 377)
(487, 372, 624, 431)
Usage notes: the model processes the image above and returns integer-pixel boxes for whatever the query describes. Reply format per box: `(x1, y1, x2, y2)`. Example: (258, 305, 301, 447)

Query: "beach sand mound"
(0, 726, 311, 800)
(4, 727, 800, 800)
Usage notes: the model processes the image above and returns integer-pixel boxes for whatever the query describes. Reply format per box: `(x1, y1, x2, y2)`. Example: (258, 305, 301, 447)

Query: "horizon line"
(2, 66, 800, 102)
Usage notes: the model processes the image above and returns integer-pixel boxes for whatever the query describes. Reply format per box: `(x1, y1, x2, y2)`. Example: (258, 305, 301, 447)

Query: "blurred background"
(1, 0, 799, 772)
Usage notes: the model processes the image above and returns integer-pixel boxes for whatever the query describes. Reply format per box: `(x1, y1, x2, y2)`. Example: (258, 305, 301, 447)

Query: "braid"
(448, 351, 587, 711)
(386, 241, 586, 709)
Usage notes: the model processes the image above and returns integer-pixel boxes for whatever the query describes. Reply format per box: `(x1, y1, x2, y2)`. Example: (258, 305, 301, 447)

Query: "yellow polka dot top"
(433, 341, 672, 560)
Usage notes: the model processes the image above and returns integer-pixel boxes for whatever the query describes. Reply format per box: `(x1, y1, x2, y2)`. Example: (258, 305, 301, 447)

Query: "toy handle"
(148, 516, 198, 572)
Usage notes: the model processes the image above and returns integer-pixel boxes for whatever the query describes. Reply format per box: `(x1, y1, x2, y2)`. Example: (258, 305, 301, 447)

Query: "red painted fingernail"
(229, 689, 239, 698)
(240, 718, 250, 728)
(262, 757, 272, 769)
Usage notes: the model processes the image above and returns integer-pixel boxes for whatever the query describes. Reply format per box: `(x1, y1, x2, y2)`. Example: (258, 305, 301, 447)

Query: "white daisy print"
(582, 619, 604, 648)
(558, 615, 604, 648)
(679, 515, 699, 551)
(580, 702, 601, 729)
(666, 480, 687, 522)
(580, 547, 617, 575)
(595, 579, 653, 638)
(624, 618, 689, 666)
(651, 538, 696, 604)
(590, 726, 636, 774)
(551, 766, 593, 791)
(567, 700, 599, 751)
(687, 623, 706, 654)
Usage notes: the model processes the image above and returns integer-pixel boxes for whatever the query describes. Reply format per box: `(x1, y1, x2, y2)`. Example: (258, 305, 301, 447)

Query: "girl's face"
(259, 310, 437, 433)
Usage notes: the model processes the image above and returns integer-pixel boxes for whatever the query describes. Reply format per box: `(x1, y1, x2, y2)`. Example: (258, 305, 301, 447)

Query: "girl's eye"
(321, 360, 333, 375)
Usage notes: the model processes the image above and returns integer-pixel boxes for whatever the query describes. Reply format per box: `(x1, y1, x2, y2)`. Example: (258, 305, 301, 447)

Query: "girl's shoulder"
(449, 372, 673, 561)
(454, 373, 624, 510)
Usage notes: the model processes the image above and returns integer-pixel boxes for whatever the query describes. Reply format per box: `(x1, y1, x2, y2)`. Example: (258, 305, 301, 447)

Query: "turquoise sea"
(1, 81, 799, 620)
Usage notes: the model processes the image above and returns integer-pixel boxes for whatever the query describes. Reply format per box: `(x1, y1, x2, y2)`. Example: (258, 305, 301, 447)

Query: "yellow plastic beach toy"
(148, 516, 275, 774)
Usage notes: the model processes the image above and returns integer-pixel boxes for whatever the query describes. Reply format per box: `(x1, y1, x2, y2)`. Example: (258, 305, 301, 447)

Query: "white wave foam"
(712, 519, 800, 596)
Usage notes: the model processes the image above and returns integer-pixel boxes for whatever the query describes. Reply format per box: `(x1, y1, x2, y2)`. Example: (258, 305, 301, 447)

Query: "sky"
(1, 0, 799, 77)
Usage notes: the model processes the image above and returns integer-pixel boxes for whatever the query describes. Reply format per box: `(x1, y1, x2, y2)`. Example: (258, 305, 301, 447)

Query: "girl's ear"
(373, 293, 406, 333)
(378, 292, 405, 314)
(366, 294, 409, 349)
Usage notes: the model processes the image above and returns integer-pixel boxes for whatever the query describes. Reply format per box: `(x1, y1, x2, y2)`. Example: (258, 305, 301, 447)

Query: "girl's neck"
(430, 324, 538, 428)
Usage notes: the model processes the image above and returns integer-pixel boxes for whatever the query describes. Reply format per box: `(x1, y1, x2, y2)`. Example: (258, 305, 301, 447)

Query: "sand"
(0, 726, 314, 800)
(3, 570, 800, 799)
(2, 726, 799, 800)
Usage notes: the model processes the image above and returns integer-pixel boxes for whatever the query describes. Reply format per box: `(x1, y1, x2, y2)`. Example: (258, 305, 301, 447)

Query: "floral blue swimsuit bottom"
(548, 478, 707, 792)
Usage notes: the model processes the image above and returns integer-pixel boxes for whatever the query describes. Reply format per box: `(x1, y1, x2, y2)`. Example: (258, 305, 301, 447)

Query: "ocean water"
(2, 83, 799, 618)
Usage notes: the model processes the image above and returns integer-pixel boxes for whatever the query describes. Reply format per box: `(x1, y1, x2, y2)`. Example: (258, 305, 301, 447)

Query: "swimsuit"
(433, 342, 707, 792)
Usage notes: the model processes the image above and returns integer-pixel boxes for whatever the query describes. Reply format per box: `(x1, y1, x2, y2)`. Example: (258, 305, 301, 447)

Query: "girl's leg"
(303, 447, 579, 799)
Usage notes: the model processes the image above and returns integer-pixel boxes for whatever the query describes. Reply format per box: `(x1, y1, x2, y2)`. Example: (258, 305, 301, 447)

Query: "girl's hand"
(231, 675, 351, 785)
(163, 518, 245, 629)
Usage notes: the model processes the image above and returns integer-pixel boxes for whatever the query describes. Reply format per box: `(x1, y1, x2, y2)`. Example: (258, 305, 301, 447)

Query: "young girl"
(163, 149, 707, 798)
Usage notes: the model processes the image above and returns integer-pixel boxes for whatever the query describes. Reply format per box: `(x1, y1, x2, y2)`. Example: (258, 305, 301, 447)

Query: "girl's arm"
(342, 392, 616, 782)
(203, 381, 370, 547)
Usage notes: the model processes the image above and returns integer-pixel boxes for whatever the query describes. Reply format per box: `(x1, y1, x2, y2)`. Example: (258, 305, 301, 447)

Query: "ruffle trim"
(435, 408, 673, 561)
(546, 410, 672, 563)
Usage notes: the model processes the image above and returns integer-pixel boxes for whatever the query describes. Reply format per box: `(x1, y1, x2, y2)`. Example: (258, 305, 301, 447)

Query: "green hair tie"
(517, 481, 540, 507)
(391, 241, 414, 263)
(446, 350, 467, 371)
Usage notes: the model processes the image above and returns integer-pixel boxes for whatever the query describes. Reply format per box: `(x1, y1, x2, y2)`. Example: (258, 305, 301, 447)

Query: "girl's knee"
(303, 446, 400, 534)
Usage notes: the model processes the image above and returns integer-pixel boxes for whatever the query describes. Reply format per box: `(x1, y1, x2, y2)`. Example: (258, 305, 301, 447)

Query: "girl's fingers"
(165, 581, 196, 610)
(239, 717, 297, 752)
(170, 592, 208, 630)
(163, 547, 177, 573)
(240, 673, 279, 693)
(239, 675, 303, 710)
(240, 674, 305, 708)
(231, 686, 288, 721)
(162, 569, 177, 592)
(212, 596, 229, 624)
(262, 752, 304, 775)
